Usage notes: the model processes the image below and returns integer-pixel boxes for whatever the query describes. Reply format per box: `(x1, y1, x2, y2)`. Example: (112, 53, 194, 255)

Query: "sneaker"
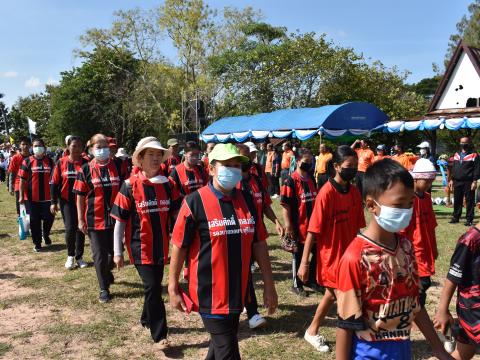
(271, 194, 279, 199)
(248, 314, 267, 329)
(304, 331, 330, 352)
(65, 256, 75, 270)
(43, 237, 52, 246)
(291, 286, 307, 297)
(33, 246, 42, 252)
(77, 258, 88, 269)
(99, 290, 111, 303)
(449, 219, 459, 224)
(465, 221, 473, 227)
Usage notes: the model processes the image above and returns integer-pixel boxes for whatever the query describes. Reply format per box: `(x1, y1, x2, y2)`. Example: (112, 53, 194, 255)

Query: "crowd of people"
(2, 133, 480, 359)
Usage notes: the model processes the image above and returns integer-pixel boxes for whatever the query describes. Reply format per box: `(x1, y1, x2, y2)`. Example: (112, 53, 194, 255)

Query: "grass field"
(0, 180, 469, 359)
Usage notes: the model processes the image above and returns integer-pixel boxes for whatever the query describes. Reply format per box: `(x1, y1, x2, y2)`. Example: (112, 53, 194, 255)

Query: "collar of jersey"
(329, 177, 350, 194)
(208, 180, 236, 201)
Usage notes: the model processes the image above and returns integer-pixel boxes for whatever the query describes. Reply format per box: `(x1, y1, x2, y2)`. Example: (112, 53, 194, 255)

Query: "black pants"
(88, 229, 114, 291)
(60, 199, 85, 259)
(0, 167, 5, 182)
(452, 180, 475, 222)
(245, 273, 258, 320)
(135, 264, 168, 342)
(316, 174, 328, 190)
(28, 201, 54, 247)
(293, 243, 317, 289)
(419, 276, 431, 308)
(355, 171, 365, 199)
(15, 191, 20, 215)
(280, 169, 289, 186)
(202, 314, 241, 360)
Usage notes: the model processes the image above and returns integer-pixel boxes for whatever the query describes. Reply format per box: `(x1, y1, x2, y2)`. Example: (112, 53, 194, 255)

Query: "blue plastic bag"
(18, 204, 30, 240)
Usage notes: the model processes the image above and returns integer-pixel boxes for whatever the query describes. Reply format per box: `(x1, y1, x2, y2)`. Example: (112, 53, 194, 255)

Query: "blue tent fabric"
(201, 102, 389, 142)
(375, 117, 480, 134)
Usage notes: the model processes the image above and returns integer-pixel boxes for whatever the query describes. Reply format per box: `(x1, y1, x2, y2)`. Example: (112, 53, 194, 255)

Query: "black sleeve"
(474, 155, 480, 181)
(446, 240, 471, 285)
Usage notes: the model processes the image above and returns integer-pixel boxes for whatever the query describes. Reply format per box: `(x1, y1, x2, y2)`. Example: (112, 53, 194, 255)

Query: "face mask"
(33, 146, 45, 156)
(339, 167, 357, 182)
(419, 149, 427, 155)
(282, 146, 286, 151)
(460, 143, 469, 150)
(217, 166, 242, 190)
(292, 147, 297, 152)
(374, 200, 413, 233)
(187, 155, 198, 166)
(94, 148, 110, 161)
(299, 162, 311, 172)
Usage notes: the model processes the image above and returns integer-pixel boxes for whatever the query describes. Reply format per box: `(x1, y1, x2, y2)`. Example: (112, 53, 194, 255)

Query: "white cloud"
(338, 30, 348, 38)
(46, 76, 59, 86)
(25, 76, 40, 89)
(2, 71, 18, 78)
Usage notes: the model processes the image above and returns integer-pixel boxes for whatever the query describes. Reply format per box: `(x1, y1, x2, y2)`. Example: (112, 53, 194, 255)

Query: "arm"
(76, 195, 87, 234)
(252, 240, 278, 315)
(264, 204, 284, 237)
(415, 308, 454, 360)
(168, 245, 188, 312)
(350, 139, 360, 149)
(335, 328, 353, 360)
(281, 204, 294, 236)
(113, 221, 126, 269)
(7, 171, 14, 194)
(297, 232, 315, 283)
(18, 178, 25, 204)
(434, 278, 457, 335)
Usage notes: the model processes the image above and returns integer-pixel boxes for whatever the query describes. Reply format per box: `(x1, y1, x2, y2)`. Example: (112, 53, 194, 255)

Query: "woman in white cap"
(111, 137, 181, 344)
(169, 143, 277, 359)
(417, 141, 435, 165)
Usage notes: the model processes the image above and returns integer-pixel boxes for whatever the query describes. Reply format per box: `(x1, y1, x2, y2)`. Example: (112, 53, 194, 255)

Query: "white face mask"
(94, 148, 110, 161)
(419, 149, 427, 155)
(374, 200, 413, 233)
(33, 146, 45, 156)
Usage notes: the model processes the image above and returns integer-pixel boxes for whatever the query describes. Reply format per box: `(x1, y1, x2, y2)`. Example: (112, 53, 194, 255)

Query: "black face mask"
(241, 161, 252, 172)
(339, 167, 357, 182)
(460, 143, 470, 151)
(299, 162, 311, 172)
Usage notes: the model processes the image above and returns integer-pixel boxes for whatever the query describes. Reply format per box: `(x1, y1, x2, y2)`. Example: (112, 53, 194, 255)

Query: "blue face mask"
(94, 148, 110, 161)
(374, 200, 413, 233)
(217, 166, 242, 190)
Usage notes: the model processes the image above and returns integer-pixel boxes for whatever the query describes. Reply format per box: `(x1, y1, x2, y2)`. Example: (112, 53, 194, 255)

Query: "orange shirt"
(373, 154, 390, 163)
(400, 192, 437, 277)
(281, 150, 294, 170)
(393, 154, 418, 170)
(307, 179, 366, 288)
(265, 151, 274, 173)
(315, 152, 333, 176)
(355, 148, 375, 172)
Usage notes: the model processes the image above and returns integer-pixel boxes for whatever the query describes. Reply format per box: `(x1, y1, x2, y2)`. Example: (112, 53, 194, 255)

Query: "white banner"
(27, 117, 37, 135)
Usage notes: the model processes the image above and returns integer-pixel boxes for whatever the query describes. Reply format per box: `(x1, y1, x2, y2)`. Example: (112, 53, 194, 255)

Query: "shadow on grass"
(0, 273, 20, 280)
(116, 280, 144, 290)
(43, 243, 66, 252)
(163, 340, 210, 359)
(112, 290, 145, 299)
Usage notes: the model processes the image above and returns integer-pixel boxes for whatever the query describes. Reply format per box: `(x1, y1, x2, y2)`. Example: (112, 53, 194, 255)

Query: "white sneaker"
(304, 331, 330, 352)
(65, 256, 75, 270)
(77, 258, 88, 269)
(248, 314, 267, 329)
(271, 194, 279, 199)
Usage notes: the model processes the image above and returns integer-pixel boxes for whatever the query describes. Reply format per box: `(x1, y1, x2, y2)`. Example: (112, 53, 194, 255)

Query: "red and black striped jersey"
(169, 162, 208, 196)
(50, 157, 89, 204)
(18, 156, 54, 202)
(113, 157, 130, 179)
(172, 183, 266, 315)
(237, 175, 272, 241)
(280, 171, 317, 243)
(111, 173, 181, 265)
(8, 153, 29, 191)
(73, 159, 123, 230)
(249, 162, 269, 189)
(164, 155, 181, 175)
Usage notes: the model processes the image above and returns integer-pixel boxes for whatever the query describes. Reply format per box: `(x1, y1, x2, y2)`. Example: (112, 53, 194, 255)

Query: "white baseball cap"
(416, 141, 430, 149)
(244, 141, 258, 153)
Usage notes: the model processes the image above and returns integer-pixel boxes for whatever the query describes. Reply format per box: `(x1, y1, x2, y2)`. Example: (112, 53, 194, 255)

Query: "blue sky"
(0, 0, 472, 108)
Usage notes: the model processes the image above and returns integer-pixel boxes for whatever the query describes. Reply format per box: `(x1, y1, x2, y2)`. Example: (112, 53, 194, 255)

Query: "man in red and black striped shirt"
(7, 137, 31, 215)
(163, 138, 181, 176)
(169, 143, 277, 359)
(169, 141, 208, 197)
(18, 138, 55, 251)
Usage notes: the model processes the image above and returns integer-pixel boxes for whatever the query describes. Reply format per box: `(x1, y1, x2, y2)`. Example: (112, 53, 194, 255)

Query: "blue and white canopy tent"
(375, 117, 480, 134)
(201, 102, 389, 143)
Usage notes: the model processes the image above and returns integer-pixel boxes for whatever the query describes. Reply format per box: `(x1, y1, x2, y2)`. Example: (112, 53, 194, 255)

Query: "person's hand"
(78, 220, 87, 235)
(471, 181, 478, 191)
(297, 263, 309, 283)
(433, 309, 454, 335)
(275, 220, 285, 237)
(285, 225, 294, 238)
(168, 286, 187, 313)
(50, 204, 58, 216)
(18, 197, 25, 205)
(448, 180, 453, 191)
(9, 191, 14, 196)
(263, 284, 278, 315)
(113, 255, 124, 269)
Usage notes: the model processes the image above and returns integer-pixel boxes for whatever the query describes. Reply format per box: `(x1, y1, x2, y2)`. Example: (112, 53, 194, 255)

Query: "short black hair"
(326, 145, 357, 177)
(19, 136, 31, 145)
(32, 137, 45, 147)
(363, 158, 413, 200)
(185, 141, 200, 153)
(67, 136, 82, 146)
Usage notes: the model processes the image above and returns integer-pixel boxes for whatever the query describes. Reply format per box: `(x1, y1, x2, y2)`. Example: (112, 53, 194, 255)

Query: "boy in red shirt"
(7, 137, 31, 215)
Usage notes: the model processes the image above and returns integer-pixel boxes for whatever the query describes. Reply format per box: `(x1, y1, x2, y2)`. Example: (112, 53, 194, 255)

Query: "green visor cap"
(209, 143, 249, 163)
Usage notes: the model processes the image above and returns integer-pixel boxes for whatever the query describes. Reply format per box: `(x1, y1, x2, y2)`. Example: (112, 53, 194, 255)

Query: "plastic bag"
(18, 204, 30, 240)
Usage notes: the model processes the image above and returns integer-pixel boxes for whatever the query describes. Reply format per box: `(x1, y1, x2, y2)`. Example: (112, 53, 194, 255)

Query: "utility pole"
(0, 93, 9, 137)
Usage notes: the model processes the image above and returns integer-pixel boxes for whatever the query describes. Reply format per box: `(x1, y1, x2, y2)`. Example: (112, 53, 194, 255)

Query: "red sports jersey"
(172, 184, 265, 315)
(111, 173, 181, 265)
(237, 174, 272, 241)
(164, 155, 181, 175)
(8, 153, 29, 191)
(169, 162, 208, 196)
(18, 156, 54, 202)
(50, 157, 89, 204)
(73, 159, 122, 230)
(249, 162, 269, 189)
(280, 171, 317, 243)
(400, 192, 437, 277)
(336, 234, 420, 342)
(307, 179, 365, 288)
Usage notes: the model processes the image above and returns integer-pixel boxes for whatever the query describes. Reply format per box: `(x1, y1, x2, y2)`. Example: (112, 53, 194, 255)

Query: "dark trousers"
(88, 229, 114, 291)
(280, 169, 289, 185)
(60, 199, 85, 260)
(452, 180, 475, 222)
(0, 168, 5, 182)
(316, 173, 328, 190)
(135, 264, 168, 342)
(15, 191, 20, 215)
(245, 274, 259, 320)
(28, 201, 54, 247)
(292, 243, 317, 289)
(202, 314, 241, 360)
(355, 171, 365, 199)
